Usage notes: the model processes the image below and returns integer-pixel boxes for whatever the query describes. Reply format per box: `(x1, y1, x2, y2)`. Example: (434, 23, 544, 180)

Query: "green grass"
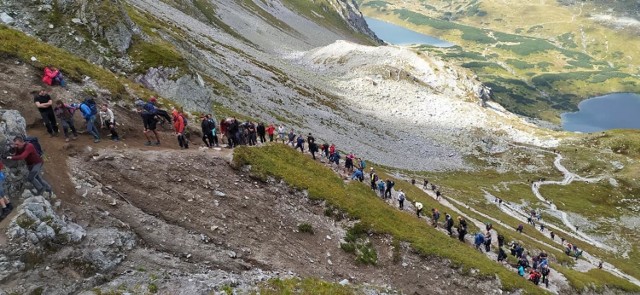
(538, 181, 628, 219)
(257, 278, 355, 295)
(556, 266, 640, 293)
(233, 145, 548, 294)
(128, 38, 187, 74)
(297, 223, 314, 234)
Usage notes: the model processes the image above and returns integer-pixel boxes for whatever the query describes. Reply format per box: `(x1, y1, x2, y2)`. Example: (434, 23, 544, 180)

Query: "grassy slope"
(358, 0, 640, 122)
(234, 144, 640, 294)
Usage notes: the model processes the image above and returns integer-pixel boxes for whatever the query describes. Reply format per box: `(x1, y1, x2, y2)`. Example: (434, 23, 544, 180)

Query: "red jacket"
(42, 67, 58, 86)
(266, 125, 275, 135)
(172, 110, 185, 133)
(12, 143, 43, 167)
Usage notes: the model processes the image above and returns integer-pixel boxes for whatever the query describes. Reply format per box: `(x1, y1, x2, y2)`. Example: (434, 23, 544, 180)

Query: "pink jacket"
(42, 67, 59, 85)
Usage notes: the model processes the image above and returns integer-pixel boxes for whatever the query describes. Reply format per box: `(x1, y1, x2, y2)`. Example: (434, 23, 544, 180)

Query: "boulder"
(0, 12, 15, 25)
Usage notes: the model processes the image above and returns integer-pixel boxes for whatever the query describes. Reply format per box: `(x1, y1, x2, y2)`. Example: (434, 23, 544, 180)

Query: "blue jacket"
(80, 103, 93, 120)
(474, 233, 485, 245)
(142, 102, 156, 115)
(351, 169, 363, 180)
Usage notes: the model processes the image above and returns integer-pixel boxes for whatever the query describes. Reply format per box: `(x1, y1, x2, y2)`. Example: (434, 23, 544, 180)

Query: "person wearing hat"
(369, 167, 378, 190)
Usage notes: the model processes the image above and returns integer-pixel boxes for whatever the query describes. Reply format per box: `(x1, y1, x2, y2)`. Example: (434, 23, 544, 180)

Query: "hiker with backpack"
(0, 162, 14, 220)
(457, 216, 468, 242)
(384, 179, 395, 199)
(266, 123, 275, 142)
(295, 134, 305, 152)
(377, 179, 385, 197)
(247, 122, 258, 146)
(308, 134, 318, 160)
(287, 129, 296, 147)
(344, 153, 354, 174)
(53, 100, 78, 142)
(99, 104, 119, 141)
(474, 232, 485, 251)
(517, 224, 524, 233)
(432, 208, 440, 227)
(137, 98, 161, 146)
(277, 125, 286, 144)
(207, 115, 219, 147)
(436, 190, 442, 200)
(369, 168, 378, 190)
(484, 230, 492, 252)
(423, 179, 428, 189)
(540, 265, 550, 287)
(6, 136, 52, 196)
(445, 213, 454, 236)
(415, 202, 423, 217)
(42, 65, 66, 88)
(80, 98, 100, 143)
(397, 189, 405, 209)
(201, 115, 215, 148)
(351, 168, 364, 181)
(34, 89, 59, 137)
(172, 108, 189, 149)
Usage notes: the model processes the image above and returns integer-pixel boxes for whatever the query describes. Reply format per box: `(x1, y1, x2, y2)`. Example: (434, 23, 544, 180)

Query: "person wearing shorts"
(140, 98, 160, 146)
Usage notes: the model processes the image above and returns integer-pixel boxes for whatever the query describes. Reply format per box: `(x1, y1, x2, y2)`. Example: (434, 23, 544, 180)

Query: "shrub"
(297, 223, 314, 234)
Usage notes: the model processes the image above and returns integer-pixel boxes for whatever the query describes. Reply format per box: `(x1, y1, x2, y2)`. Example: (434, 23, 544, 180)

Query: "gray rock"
(0, 12, 15, 25)
(135, 68, 217, 114)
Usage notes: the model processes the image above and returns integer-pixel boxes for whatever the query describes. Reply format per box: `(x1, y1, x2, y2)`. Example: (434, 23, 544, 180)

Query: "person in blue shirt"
(351, 168, 363, 181)
(80, 100, 100, 143)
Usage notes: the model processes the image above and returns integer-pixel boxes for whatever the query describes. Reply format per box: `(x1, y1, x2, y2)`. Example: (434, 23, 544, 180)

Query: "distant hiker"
(561, 237, 565, 245)
(485, 222, 493, 232)
(541, 266, 550, 288)
(277, 125, 286, 143)
(266, 123, 275, 142)
(247, 122, 257, 146)
(377, 180, 385, 197)
(436, 190, 442, 200)
(358, 158, 366, 170)
(344, 153, 354, 173)
(431, 184, 436, 191)
(34, 89, 59, 137)
(517, 265, 525, 277)
(457, 216, 468, 242)
(540, 223, 545, 232)
(329, 150, 340, 167)
(172, 108, 188, 149)
(6, 136, 52, 196)
(42, 65, 66, 88)
(445, 213, 454, 236)
(329, 143, 336, 156)
(99, 104, 119, 141)
(207, 115, 219, 147)
(397, 189, 405, 209)
(517, 224, 524, 233)
(295, 134, 305, 152)
(497, 247, 507, 262)
(80, 98, 100, 143)
(411, 179, 416, 186)
(528, 269, 541, 285)
(474, 232, 485, 250)
(308, 133, 318, 159)
(423, 179, 429, 189)
(0, 162, 14, 219)
(257, 122, 266, 144)
(431, 208, 440, 227)
(369, 168, 378, 190)
(575, 226, 579, 232)
(287, 129, 296, 147)
(351, 168, 364, 181)
(527, 216, 533, 225)
(201, 115, 215, 148)
(320, 143, 330, 161)
(415, 202, 423, 217)
(598, 261, 603, 269)
(384, 179, 395, 199)
(53, 100, 78, 142)
(138, 98, 160, 146)
(497, 234, 505, 247)
(550, 231, 555, 240)
(484, 230, 492, 252)
(498, 198, 503, 206)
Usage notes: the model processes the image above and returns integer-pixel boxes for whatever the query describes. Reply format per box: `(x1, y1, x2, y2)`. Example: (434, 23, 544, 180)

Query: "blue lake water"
(364, 17, 454, 47)
(561, 93, 640, 132)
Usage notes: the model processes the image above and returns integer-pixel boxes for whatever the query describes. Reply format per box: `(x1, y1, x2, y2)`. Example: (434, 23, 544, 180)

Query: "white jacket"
(99, 108, 115, 125)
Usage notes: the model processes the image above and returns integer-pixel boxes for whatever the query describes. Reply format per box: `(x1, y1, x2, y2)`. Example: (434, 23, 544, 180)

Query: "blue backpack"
(82, 98, 98, 116)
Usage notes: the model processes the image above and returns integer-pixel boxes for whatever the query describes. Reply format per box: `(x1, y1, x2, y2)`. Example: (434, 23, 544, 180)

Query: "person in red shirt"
(6, 136, 52, 196)
(172, 108, 189, 149)
(266, 123, 276, 142)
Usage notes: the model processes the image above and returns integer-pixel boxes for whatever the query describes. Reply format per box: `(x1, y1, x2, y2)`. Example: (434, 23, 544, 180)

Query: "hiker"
(357, 158, 366, 170)
(384, 179, 395, 199)
(200, 115, 214, 148)
(561, 237, 565, 245)
(295, 134, 305, 152)
(497, 234, 505, 247)
(445, 213, 454, 236)
(320, 143, 330, 161)
(344, 153, 354, 173)
(598, 261, 603, 269)
(99, 104, 119, 141)
(329, 150, 341, 167)
(308, 133, 318, 160)
(518, 265, 525, 277)
(474, 232, 485, 251)
(80, 98, 100, 143)
(287, 129, 296, 147)
(329, 143, 336, 157)
(172, 108, 188, 149)
(431, 184, 436, 191)
(415, 202, 423, 217)
(351, 168, 363, 181)
(208, 115, 219, 147)
(53, 100, 78, 142)
(431, 208, 440, 227)
(228, 118, 240, 147)
(528, 269, 541, 285)
(423, 179, 428, 189)
(377, 180, 385, 197)
(277, 125, 286, 143)
(550, 231, 555, 240)
(485, 222, 493, 232)
(257, 122, 266, 144)
(457, 216, 468, 242)
(436, 190, 442, 200)
(6, 136, 52, 196)
(411, 179, 416, 186)
(0, 162, 14, 219)
(540, 223, 545, 232)
(541, 265, 550, 288)
(397, 189, 405, 209)
(42, 65, 66, 88)
(484, 230, 492, 252)
(247, 122, 257, 146)
(369, 168, 377, 190)
(138, 98, 160, 146)
(497, 247, 507, 262)
(34, 89, 59, 137)
(516, 224, 524, 233)
(266, 123, 275, 142)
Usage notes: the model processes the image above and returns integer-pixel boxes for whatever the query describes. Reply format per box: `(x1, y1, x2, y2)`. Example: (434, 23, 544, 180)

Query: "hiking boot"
(94, 139, 101, 143)
(154, 141, 160, 146)
(144, 141, 152, 146)
(72, 135, 78, 140)
(6, 203, 13, 211)
(65, 138, 70, 142)
(0, 207, 10, 219)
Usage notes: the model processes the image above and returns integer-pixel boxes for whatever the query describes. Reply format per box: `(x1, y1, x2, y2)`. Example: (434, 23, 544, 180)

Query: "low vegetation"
(297, 223, 314, 234)
(257, 278, 355, 295)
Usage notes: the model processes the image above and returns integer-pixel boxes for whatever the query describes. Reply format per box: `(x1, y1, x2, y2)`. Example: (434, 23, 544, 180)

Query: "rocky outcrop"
(135, 67, 216, 113)
(330, 0, 383, 44)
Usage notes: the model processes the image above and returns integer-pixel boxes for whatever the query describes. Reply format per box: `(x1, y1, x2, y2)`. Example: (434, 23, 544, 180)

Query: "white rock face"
(0, 12, 14, 25)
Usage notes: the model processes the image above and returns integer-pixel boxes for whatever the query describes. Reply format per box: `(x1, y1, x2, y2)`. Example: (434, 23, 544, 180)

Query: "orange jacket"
(172, 110, 185, 133)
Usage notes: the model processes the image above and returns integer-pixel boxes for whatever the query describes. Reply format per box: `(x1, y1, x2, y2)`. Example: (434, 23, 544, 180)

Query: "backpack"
(24, 136, 44, 156)
(398, 193, 405, 201)
(82, 98, 98, 116)
(182, 114, 188, 126)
